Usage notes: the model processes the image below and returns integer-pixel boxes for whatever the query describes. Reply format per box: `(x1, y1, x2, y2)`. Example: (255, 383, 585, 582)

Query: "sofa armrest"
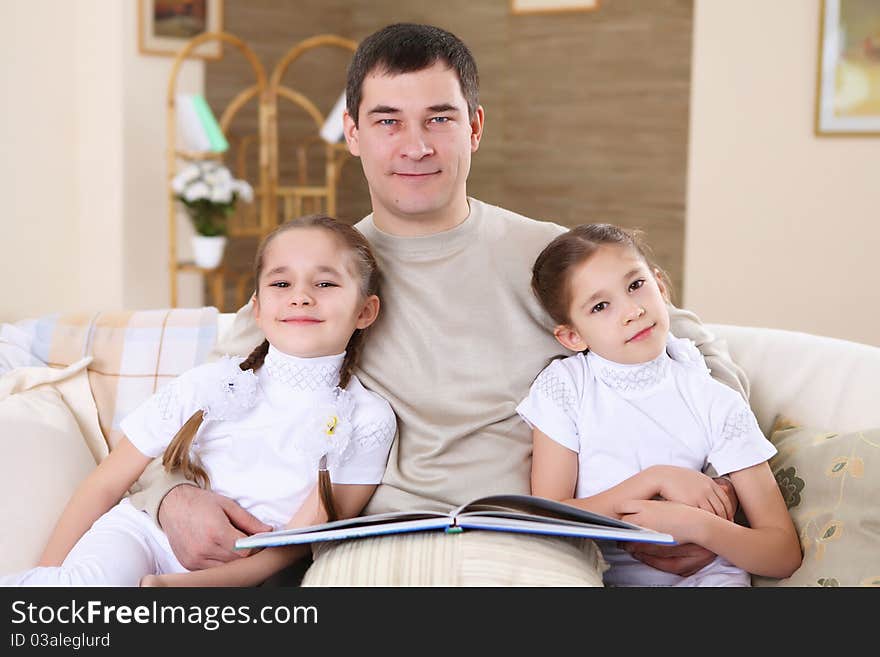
(708, 324, 880, 434)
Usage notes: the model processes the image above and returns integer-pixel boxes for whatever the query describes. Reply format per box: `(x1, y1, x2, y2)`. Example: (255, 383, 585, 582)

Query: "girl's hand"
(650, 465, 734, 520)
(615, 499, 707, 545)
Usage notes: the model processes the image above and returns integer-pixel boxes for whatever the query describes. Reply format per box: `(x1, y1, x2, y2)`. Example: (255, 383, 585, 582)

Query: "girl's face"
(253, 228, 379, 358)
(554, 244, 670, 365)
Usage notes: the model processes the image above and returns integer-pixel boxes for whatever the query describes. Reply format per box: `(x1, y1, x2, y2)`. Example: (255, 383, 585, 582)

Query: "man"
(134, 23, 746, 585)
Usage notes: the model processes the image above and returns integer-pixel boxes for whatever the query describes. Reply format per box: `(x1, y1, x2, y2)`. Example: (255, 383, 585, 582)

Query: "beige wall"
(0, 0, 203, 323)
(685, 0, 879, 346)
(1, 1, 79, 321)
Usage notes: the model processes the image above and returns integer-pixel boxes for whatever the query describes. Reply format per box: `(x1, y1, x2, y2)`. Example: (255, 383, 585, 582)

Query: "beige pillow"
(211, 299, 264, 361)
(0, 388, 97, 575)
(752, 417, 880, 587)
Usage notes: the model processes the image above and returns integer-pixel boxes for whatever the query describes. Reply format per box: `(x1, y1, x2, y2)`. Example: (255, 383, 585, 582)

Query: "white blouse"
(517, 334, 775, 586)
(517, 334, 775, 500)
(121, 346, 396, 528)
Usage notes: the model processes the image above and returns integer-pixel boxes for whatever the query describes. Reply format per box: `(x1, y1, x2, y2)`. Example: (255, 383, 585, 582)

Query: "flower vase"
(191, 235, 227, 269)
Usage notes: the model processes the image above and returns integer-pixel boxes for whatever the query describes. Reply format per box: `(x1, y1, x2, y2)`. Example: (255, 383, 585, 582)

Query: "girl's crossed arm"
(39, 437, 152, 566)
(530, 428, 734, 520)
(615, 462, 802, 578)
(141, 483, 377, 587)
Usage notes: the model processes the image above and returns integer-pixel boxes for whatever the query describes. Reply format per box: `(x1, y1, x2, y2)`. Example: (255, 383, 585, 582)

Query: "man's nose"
(401, 124, 433, 160)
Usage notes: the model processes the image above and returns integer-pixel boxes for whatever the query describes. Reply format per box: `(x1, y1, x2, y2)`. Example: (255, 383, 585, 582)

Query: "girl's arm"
(39, 437, 151, 566)
(616, 461, 802, 578)
(142, 483, 377, 587)
(531, 428, 733, 519)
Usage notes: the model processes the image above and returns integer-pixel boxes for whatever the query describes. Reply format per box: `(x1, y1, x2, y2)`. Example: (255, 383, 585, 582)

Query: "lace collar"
(586, 347, 671, 395)
(262, 345, 345, 391)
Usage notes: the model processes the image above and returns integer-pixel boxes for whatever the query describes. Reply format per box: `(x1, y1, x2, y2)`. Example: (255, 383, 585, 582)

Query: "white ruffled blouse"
(517, 334, 775, 499)
(121, 346, 396, 528)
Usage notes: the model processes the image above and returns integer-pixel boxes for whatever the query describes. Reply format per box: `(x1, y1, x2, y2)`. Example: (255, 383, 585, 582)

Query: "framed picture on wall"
(138, 0, 224, 60)
(510, 0, 599, 15)
(815, 0, 880, 135)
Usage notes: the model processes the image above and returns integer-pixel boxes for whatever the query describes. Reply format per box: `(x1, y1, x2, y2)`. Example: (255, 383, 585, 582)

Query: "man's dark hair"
(345, 23, 479, 126)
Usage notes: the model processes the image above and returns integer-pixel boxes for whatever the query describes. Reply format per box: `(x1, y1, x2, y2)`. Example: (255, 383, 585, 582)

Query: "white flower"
(171, 164, 200, 193)
(172, 161, 254, 206)
(666, 335, 710, 376)
(234, 180, 254, 203)
(210, 183, 233, 204)
(299, 388, 356, 467)
(183, 181, 211, 202)
(199, 357, 259, 421)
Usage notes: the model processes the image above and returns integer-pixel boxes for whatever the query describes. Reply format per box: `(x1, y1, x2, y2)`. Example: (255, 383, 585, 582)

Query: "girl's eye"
(316, 282, 338, 288)
(591, 302, 608, 314)
(270, 281, 289, 288)
(629, 279, 645, 292)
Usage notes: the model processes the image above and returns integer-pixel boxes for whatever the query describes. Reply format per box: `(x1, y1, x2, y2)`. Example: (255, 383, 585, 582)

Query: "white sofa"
(2, 314, 878, 586)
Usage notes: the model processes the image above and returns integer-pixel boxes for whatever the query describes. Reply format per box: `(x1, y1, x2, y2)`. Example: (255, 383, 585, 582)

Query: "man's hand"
(158, 485, 272, 571)
(617, 475, 739, 576)
(618, 541, 719, 577)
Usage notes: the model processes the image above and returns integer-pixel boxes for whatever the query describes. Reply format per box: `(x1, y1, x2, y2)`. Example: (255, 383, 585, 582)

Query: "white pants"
(1, 499, 187, 586)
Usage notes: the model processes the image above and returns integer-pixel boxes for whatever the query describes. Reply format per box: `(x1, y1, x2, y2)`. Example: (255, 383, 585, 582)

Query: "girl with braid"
(3, 215, 396, 587)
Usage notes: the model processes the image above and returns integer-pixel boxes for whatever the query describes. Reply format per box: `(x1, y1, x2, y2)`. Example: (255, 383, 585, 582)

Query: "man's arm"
(126, 458, 194, 523)
(127, 458, 271, 570)
(141, 483, 377, 587)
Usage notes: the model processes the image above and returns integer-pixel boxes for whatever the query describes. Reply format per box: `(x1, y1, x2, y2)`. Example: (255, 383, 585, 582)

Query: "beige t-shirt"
(130, 198, 749, 517)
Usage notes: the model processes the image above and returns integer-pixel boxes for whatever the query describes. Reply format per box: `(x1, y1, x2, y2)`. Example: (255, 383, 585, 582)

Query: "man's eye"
(378, 118, 397, 126)
(430, 116, 450, 124)
(629, 279, 645, 291)
(591, 302, 608, 313)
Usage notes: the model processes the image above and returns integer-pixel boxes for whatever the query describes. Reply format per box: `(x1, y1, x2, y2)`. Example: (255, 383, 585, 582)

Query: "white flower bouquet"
(171, 161, 254, 236)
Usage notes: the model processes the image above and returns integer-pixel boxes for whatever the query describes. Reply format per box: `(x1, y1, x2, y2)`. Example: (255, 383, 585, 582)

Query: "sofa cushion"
(0, 387, 97, 575)
(752, 417, 880, 587)
(3, 308, 219, 449)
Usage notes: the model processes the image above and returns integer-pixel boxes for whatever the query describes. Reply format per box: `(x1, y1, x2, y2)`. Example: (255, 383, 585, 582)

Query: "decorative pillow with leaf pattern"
(751, 417, 880, 587)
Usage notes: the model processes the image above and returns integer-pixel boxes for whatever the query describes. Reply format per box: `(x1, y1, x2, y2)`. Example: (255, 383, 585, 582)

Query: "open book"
(235, 494, 675, 550)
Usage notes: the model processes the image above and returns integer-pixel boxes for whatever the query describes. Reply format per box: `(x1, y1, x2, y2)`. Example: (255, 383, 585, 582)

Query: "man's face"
(343, 61, 484, 234)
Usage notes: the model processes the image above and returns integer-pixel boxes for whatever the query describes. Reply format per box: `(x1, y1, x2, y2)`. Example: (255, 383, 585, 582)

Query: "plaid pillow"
(9, 308, 218, 450)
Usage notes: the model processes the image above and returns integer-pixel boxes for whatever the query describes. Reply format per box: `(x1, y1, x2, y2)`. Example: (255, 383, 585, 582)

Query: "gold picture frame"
(138, 0, 224, 60)
(815, 0, 880, 136)
(511, 0, 599, 15)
